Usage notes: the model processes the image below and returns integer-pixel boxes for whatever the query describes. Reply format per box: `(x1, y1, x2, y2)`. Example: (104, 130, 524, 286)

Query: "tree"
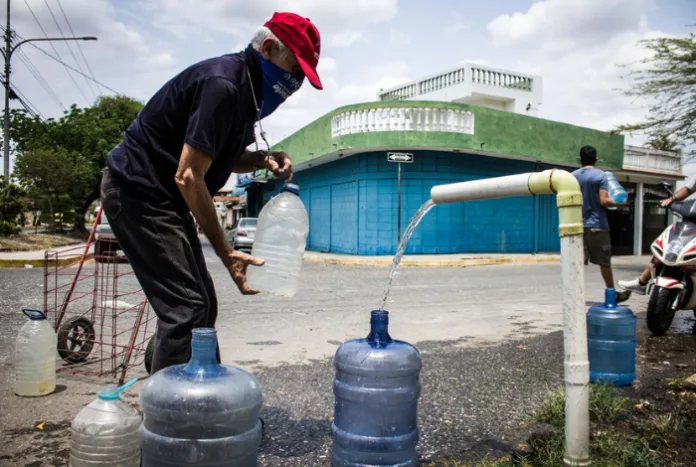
(0, 176, 26, 236)
(616, 31, 696, 158)
(13, 148, 92, 232)
(10, 95, 143, 231)
(645, 134, 679, 152)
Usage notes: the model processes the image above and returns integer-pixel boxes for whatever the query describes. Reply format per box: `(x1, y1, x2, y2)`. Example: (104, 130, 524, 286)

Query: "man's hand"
(265, 151, 293, 182)
(661, 197, 675, 207)
(223, 250, 265, 295)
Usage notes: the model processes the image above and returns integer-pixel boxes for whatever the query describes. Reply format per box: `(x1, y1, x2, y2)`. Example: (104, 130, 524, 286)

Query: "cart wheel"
(144, 335, 156, 375)
(57, 317, 95, 364)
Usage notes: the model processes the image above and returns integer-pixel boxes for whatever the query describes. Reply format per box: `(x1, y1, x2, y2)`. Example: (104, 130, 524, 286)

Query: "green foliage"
(11, 95, 143, 231)
(0, 176, 27, 236)
(617, 31, 696, 158)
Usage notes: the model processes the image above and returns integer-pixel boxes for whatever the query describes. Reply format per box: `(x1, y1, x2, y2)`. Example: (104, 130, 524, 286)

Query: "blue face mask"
(255, 51, 304, 119)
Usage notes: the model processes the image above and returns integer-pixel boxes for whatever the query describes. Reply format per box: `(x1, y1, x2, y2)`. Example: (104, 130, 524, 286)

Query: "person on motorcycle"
(572, 145, 631, 303)
(618, 177, 696, 295)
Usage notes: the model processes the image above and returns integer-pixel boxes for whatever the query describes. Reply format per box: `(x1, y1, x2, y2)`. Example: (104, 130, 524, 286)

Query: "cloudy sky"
(3, 0, 695, 185)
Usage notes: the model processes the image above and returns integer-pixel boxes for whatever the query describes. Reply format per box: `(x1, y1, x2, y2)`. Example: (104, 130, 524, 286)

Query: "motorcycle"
(645, 181, 696, 335)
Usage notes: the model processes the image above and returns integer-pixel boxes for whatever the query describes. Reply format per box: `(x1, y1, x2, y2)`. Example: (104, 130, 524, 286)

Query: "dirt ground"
(0, 233, 85, 252)
(2, 311, 696, 466)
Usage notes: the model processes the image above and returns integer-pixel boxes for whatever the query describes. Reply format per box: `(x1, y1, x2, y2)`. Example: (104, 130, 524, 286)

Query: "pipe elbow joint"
(529, 170, 584, 237)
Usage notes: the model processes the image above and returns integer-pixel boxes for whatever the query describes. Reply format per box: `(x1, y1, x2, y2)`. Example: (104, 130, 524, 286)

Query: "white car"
(94, 212, 120, 259)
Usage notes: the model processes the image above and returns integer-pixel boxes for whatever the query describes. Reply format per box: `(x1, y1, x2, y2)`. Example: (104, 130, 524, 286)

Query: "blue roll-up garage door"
(310, 186, 330, 252)
(331, 182, 358, 254)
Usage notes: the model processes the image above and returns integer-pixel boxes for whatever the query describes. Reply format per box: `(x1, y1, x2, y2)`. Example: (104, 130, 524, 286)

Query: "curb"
(303, 254, 560, 268)
(0, 254, 93, 269)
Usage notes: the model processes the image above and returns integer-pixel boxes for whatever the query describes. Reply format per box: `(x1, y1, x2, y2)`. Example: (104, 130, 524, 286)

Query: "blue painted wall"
(291, 150, 562, 255)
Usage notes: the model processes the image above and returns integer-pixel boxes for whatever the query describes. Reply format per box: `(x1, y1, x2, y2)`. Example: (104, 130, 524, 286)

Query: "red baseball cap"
(264, 12, 323, 90)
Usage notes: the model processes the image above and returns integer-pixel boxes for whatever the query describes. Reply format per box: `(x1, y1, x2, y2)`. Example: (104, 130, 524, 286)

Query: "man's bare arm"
(233, 150, 294, 181)
(175, 144, 233, 262)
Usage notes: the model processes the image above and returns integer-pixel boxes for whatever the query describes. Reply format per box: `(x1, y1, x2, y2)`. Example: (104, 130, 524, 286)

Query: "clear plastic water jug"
(139, 328, 263, 466)
(70, 378, 142, 467)
(332, 310, 422, 467)
(246, 183, 309, 297)
(605, 172, 627, 206)
(587, 288, 636, 386)
(14, 309, 57, 397)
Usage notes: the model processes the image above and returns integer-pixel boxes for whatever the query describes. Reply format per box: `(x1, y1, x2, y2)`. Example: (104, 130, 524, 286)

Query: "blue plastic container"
(139, 328, 263, 466)
(332, 310, 422, 467)
(587, 288, 636, 386)
(605, 172, 627, 205)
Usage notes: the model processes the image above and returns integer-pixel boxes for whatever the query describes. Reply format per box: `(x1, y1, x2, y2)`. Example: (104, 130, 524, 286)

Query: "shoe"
(616, 290, 632, 304)
(618, 278, 646, 295)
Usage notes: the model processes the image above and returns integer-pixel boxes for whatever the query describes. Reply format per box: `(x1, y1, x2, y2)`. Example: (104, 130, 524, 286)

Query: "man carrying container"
(100, 12, 323, 373)
(572, 145, 631, 303)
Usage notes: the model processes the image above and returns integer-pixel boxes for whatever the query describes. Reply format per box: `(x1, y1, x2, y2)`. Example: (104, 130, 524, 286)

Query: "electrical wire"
(22, 0, 90, 104)
(55, 0, 101, 95)
(43, 0, 97, 99)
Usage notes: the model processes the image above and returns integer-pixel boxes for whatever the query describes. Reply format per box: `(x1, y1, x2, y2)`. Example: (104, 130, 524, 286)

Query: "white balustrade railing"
(379, 64, 534, 101)
(331, 107, 475, 138)
(623, 145, 682, 175)
(470, 66, 532, 91)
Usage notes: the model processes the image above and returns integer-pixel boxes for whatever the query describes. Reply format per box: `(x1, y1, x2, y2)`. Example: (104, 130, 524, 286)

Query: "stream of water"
(379, 199, 436, 311)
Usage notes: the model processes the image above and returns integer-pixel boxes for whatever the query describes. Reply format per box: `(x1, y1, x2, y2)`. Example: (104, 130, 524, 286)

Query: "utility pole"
(3, 0, 11, 181)
(2, 0, 97, 182)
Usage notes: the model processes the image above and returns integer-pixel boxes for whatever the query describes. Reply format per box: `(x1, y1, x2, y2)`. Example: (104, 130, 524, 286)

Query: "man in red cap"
(100, 12, 322, 373)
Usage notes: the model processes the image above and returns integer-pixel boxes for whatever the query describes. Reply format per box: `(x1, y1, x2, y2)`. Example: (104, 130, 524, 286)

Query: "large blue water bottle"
(332, 310, 422, 467)
(139, 328, 263, 466)
(605, 172, 627, 205)
(587, 289, 636, 386)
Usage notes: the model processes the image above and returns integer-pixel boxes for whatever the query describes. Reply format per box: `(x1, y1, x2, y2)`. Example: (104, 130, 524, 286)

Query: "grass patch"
(431, 384, 669, 467)
(0, 232, 85, 252)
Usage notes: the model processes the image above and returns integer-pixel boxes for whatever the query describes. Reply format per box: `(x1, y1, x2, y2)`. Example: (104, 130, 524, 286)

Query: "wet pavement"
(0, 246, 682, 466)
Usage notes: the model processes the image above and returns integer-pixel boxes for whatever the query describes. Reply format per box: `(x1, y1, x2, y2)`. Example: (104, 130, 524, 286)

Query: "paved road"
(0, 242, 679, 466)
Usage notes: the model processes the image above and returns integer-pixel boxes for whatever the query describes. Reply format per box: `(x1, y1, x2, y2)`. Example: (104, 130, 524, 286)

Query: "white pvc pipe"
(429, 171, 590, 466)
(560, 234, 590, 466)
(430, 173, 531, 204)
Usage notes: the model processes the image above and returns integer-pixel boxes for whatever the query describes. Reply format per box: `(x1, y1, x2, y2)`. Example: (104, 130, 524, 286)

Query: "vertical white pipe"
(561, 234, 590, 466)
(633, 182, 644, 256)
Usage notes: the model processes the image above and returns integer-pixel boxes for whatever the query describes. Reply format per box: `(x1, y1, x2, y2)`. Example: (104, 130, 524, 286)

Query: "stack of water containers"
(604, 172, 628, 210)
(587, 288, 637, 386)
(139, 328, 263, 466)
(247, 182, 309, 297)
(332, 310, 422, 466)
(70, 378, 142, 466)
(13, 309, 57, 397)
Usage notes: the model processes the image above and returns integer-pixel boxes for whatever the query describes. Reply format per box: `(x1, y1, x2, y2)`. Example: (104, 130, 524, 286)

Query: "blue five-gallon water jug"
(604, 172, 628, 205)
(332, 310, 422, 467)
(587, 288, 636, 386)
(139, 328, 263, 466)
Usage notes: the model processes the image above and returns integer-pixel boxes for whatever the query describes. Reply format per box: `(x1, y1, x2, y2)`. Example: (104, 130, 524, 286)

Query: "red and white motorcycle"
(645, 181, 696, 335)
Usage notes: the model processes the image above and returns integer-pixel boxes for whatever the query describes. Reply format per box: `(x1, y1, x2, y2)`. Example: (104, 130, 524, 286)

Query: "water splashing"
(379, 199, 436, 310)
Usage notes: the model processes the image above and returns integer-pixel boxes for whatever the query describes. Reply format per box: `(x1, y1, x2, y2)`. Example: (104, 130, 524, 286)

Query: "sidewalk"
(0, 243, 92, 268)
(303, 251, 561, 267)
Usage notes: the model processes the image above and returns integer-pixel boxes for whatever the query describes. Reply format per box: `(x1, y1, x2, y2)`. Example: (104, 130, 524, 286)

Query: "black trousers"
(100, 169, 220, 373)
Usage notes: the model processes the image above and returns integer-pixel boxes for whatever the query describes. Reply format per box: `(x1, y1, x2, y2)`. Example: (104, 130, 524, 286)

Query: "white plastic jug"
(13, 309, 57, 397)
(70, 378, 142, 467)
(247, 183, 309, 297)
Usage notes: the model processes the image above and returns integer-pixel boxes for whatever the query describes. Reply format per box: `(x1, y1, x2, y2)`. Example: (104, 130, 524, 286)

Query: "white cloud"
(148, 0, 398, 47)
(485, 0, 669, 145)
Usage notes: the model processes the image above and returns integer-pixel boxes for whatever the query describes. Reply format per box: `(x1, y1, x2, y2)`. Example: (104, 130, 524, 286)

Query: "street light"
(2, 34, 98, 181)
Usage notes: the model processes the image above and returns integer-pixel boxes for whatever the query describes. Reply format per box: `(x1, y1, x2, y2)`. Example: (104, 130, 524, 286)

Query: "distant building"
(238, 64, 684, 256)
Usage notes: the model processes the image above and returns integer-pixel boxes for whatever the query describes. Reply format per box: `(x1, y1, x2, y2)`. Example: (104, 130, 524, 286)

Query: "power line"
(55, 0, 101, 95)
(22, 0, 90, 104)
(27, 41, 124, 96)
(43, 0, 97, 99)
(11, 85, 44, 119)
(15, 49, 65, 109)
(0, 26, 65, 111)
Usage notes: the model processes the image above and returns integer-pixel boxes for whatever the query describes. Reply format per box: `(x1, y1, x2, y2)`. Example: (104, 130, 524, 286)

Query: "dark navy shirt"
(107, 45, 262, 212)
(572, 167, 609, 229)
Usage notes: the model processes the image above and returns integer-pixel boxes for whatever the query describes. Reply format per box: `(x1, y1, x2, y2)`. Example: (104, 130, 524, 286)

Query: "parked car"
(94, 211, 120, 260)
(228, 217, 257, 251)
